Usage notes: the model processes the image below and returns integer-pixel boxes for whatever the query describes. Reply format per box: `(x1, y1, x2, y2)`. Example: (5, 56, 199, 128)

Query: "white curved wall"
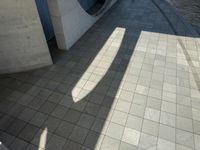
(48, 0, 117, 50)
(0, 0, 52, 74)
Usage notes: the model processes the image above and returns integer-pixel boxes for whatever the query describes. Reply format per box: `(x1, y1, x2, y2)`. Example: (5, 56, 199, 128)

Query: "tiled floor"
(0, 0, 200, 150)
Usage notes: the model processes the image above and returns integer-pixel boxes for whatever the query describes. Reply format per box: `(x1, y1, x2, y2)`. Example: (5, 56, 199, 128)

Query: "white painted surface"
(0, 0, 52, 74)
(48, 0, 117, 50)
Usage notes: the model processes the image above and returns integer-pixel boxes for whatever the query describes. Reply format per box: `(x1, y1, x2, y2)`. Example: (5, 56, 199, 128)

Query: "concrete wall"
(48, 0, 117, 50)
(0, 0, 53, 74)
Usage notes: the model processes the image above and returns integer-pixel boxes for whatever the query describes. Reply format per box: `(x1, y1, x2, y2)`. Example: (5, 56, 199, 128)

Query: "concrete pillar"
(0, 0, 52, 74)
(48, 0, 117, 50)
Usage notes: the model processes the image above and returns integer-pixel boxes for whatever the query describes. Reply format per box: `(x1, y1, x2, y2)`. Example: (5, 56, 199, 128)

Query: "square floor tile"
(176, 129, 194, 148)
(115, 100, 131, 113)
(106, 122, 124, 140)
(142, 119, 159, 136)
(122, 127, 140, 146)
(126, 115, 143, 131)
(55, 121, 74, 138)
(139, 133, 157, 149)
(144, 107, 160, 122)
(111, 110, 127, 126)
(77, 113, 95, 129)
(159, 124, 175, 142)
(100, 136, 120, 150)
(69, 126, 89, 144)
(46, 134, 66, 150)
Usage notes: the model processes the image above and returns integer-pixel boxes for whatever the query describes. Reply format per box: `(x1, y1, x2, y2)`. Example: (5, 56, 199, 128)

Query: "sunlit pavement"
(0, 0, 200, 150)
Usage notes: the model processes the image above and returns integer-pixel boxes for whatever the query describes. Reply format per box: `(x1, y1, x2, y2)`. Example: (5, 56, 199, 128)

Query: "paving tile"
(160, 111, 176, 127)
(192, 108, 200, 121)
(115, 100, 131, 113)
(176, 129, 194, 148)
(132, 94, 147, 106)
(84, 102, 100, 116)
(162, 91, 176, 103)
(106, 122, 124, 140)
(62, 140, 81, 150)
(144, 107, 160, 122)
(100, 136, 120, 150)
(122, 127, 140, 146)
(39, 101, 57, 114)
(42, 116, 61, 132)
(126, 115, 143, 131)
(129, 103, 145, 117)
(177, 104, 192, 119)
(69, 126, 89, 144)
(194, 134, 200, 150)
(176, 116, 193, 132)
(135, 85, 149, 96)
(193, 120, 200, 135)
(0, 131, 15, 147)
(30, 112, 48, 127)
(51, 105, 68, 119)
(47, 92, 64, 103)
(6, 119, 26, 136)
(9, 138, 28, 150)
(63, 109, 81, 123)
(18, 124, 39, 142)
(119, 90, 134, 102)
(84, 131, 101, 149)
(31, 128, 52, 149)
(146, 97, 162, 110)
(157, 138, 175, 150)
(18, 108, 36, 122)
(142, 119, 159, 136)
(161, 101, 176, 114)
(176, 144, 194, 150)
(139, 133, 157, 149)
(119, 142, 138, 150)
(159, 124, 175, 142)
(55, 121, 74, 138)
(77, 113, 95, 129)
(111, 110, 127, 126)
(91, 118, 109, 134)
(8, 103, 25, 117)
(46, 134, 66, 150)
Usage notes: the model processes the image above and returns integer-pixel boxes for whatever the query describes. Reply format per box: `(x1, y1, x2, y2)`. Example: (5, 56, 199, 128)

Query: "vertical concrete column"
(47, 0, 117, 50)
(0, 0, 52, 74)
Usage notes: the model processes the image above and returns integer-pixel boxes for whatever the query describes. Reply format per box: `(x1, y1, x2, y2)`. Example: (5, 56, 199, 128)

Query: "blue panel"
(35, 0, 54, 41)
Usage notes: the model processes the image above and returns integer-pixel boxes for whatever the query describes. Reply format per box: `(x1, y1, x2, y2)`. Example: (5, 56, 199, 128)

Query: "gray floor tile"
(46, 134, 66, 150)
(139, 133, 157, 149)
(142, 119, 159, 136)
(106, 122, 124, 140)
(55, 121, 74, 138)
(100, 136, 120, 150)
(122, 127, 140, 146)
(176, 129, 194, 148)
(126, 115, 143, 131)
(69, 126, 89, 144)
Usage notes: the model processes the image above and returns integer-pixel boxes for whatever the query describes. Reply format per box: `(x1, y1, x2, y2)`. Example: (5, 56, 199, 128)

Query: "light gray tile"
(176, 129, 194, 148)
(122, 127, 140, 146)
(126, 115, 143, 131)
(142, 119, 159, 136)
(106, 122, 124, 140)
(139, 133, 157, 149)
(159, 124, 175, 142)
